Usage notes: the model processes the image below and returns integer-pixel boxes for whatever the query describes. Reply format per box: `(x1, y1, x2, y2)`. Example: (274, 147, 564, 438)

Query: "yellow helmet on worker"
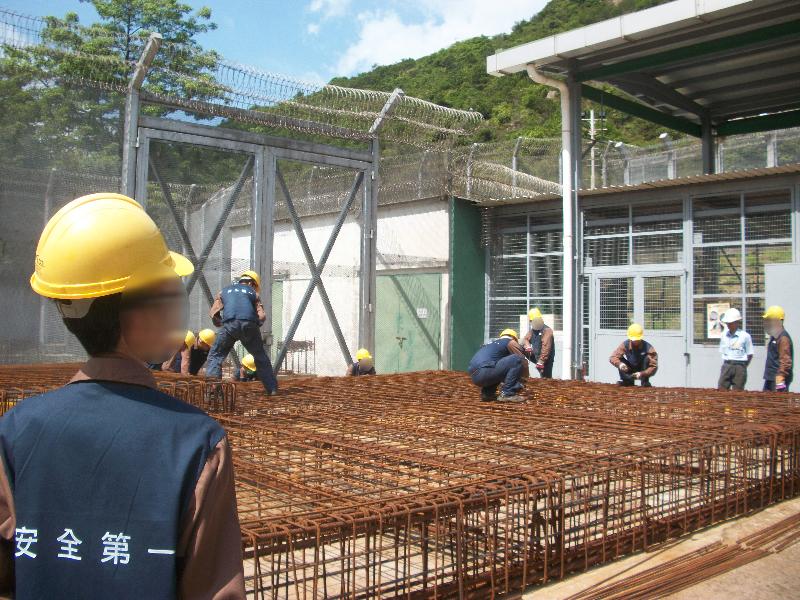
(499, 328, 518, 340)
(528, 307, 543, 321)
(355, 348, 372, 361)
(239, 270, 261, 289)
(198, 328, 216, 347)
(184, 330, 196, 349)
(30, 193, 193, 299)
(763, 305, 785, 320)
(241, 354, 256, 372)
(627, 323, 644, 341)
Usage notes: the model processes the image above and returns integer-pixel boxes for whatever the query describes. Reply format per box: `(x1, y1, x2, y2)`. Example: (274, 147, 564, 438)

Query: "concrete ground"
(525, 496, 800, 599)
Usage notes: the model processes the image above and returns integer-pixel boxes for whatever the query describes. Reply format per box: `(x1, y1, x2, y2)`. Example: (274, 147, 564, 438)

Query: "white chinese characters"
(57, 528, 83, 561)
(101, 531, 131, 565)
(15, 527, 38, 558)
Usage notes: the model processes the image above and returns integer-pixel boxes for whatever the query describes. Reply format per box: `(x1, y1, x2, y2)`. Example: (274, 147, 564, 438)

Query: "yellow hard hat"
(763, 305, 785, 320)
(30, 193, 193, 300)
(239, 270, 261, 289)
(241, 354, 256, 372)
(355, 348, 372, 361)
(198, 328, 216, 346)
(528, 307, 543, 321)
(184, 330, 196, 349)
(627, 323, 644, 341)
(499, 328, 519, 340)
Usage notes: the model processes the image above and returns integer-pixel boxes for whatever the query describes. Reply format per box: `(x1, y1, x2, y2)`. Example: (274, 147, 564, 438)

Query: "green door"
(376, 273, 441, 373)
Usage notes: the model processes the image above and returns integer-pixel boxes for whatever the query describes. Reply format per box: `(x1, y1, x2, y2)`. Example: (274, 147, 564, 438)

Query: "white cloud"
(309, 0, 352, 19)
(334, 0, 546, 76)
(307, 22, 321, 35)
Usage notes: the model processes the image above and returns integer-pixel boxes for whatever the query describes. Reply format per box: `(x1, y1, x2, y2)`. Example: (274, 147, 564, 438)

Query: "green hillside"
(330, 0, 675, 145)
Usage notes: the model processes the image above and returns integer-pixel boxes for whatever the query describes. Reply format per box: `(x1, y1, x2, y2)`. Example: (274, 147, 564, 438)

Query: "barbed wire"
(0, 7, 481, 146)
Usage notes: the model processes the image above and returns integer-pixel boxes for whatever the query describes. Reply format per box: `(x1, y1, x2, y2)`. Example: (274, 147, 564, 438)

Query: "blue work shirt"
(719, 328, 753, 362)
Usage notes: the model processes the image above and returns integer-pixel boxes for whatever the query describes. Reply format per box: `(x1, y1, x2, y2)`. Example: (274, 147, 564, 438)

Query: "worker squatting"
(468, 307, 792, 402)
(0, 192, 794, 597)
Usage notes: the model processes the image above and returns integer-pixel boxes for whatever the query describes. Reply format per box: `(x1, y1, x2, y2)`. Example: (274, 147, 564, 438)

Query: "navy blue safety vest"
(622, 339, 651, 371)
(528, 325, 554, 365)
(220, 283, 259, 323)
(0, 381, 224, 599)
(764, 329, 793, 382)
(188, 347, 210, 375)
(351, 361, 376, 376)
(468, 337, 513, 372)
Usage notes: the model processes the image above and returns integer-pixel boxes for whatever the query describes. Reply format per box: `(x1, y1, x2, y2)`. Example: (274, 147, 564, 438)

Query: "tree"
(0, 0, 218, 171)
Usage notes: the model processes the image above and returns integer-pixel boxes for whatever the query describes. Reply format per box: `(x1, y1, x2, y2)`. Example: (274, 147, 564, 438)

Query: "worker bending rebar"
(609, 324, 658, 387)
(763, 305, 793, 392)
(206, 270, 278, 396)
(347, 348, 376, 376)
(468, 329, 528, 402)
(522, 307, 555, 378)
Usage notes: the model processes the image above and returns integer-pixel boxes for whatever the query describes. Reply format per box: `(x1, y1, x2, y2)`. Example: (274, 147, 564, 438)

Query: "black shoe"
(497, 393, 525, 403)
(480, 393, 496, 402)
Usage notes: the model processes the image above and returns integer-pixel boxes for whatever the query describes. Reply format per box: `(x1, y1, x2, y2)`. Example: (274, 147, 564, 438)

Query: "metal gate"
(590, 270, 687, 386)
(132, 117, 373, 375)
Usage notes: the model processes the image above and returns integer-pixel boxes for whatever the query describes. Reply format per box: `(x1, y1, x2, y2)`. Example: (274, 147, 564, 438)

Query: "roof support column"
(701, 112, 716, 175)
(528, 66, 579, 379)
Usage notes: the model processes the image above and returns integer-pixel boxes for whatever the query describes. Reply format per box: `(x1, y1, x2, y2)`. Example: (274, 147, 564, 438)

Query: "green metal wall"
(376, 273, 441, 373)
(449, 197, 486, 370)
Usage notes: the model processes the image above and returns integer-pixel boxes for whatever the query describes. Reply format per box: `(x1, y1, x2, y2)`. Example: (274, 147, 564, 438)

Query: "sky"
(1, 0, 547, 84)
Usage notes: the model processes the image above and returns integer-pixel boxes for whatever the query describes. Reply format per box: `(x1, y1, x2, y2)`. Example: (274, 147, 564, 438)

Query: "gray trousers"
(718, 361, 747, 391)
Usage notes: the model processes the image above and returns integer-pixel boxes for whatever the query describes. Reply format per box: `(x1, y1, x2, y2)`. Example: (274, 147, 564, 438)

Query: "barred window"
(691, 189, 792, 346)
(584, 201, 683, 267)
(487, 212, 563, 336)
(599, 277, 633, 330)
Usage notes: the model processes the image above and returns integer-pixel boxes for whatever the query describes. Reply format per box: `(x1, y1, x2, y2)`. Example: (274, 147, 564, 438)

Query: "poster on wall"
(706, 302, 730, 339)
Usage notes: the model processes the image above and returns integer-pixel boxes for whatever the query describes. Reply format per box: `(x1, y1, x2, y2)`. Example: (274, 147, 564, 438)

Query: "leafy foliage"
(330, 0, 677, 145)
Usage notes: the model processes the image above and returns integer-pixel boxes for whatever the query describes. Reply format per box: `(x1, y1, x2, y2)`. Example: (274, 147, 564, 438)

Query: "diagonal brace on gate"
(148, 158, 215, 307)
(274, 167, 365, 372)
(185, 155, 255, 294)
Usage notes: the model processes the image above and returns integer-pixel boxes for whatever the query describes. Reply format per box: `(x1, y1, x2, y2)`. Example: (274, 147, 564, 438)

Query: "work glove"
(776, 376, 787, 392)
(619, 364, 629, 373)
(633, 372, 641, 380)
(535, 362, 544, 373)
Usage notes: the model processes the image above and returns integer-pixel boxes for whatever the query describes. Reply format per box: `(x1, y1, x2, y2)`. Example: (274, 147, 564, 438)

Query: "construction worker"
(0, 193, 244, 598)
(522, 307, 555, 378)
(467, 329, 528, 402)
(347, 348, 376, 376)
(239, 354, 258, 381)
(164, 328, 216, 375)
(609, 323, 658, 387)
(763, 305, 793, 392)
(717, 308, 753, 391)
(206, 270, 278, 395)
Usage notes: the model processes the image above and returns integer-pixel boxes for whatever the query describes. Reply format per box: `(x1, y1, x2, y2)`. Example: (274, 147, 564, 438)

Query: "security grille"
(584, 201, 683, 268)
(644, 276, 681, 330)
(598, 277, 633, 330)
(692, 189, 793, 345)
(487, 212, 563, 337)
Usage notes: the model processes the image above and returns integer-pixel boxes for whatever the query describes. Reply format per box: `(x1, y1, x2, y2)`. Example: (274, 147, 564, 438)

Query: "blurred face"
(727, 320, 739, 333)
(198, 340, 211, 352)
(765, 318, 783, 337)
(531, 317, 544, 331)
(118, 278, 188, 364)
(630, 339, 642, 350)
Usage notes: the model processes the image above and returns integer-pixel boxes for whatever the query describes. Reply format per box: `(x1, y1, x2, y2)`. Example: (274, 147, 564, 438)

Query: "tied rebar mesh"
(2, 367, 800, 598)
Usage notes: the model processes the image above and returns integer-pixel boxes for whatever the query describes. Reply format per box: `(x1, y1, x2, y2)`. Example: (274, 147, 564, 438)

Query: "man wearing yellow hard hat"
(347, 348, 377, 376)
(239, 354, 258, 381)
(163, 328, 217, 375)
(763, 305, 793, 392)
(467, 329, 528, 402)
(522, 307, 555, 378)
(0, 194, 244, 597)
(609, 323, 659, 387)
(206, 270, 278, 396)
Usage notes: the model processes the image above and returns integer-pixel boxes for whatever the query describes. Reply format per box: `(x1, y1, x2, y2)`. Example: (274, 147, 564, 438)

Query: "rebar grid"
(2, 367, 800, 597)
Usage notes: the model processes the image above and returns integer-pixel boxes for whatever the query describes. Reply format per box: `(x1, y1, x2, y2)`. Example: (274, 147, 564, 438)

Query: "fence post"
(121, 32, 162, 198)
